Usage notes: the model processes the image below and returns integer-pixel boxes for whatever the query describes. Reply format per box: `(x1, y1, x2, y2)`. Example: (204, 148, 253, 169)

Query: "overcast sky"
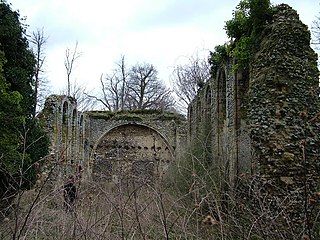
(7, 0, 319, 97)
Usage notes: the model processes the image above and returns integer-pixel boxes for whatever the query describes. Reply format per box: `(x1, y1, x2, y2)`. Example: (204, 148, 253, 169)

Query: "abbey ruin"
(41, 95, 187, 184)
(40, 4, 320, 238)
(188, 4, 320, 236)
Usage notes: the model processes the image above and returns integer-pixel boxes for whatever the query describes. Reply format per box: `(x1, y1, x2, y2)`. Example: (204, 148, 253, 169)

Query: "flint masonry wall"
(188, 59, 251, 192)
(188, 4, 320, 237)
(83, 111, 186, 183)
(40, 99, 187, 184)
(248, 4, 320, 232)
(40, 95, 80, 184)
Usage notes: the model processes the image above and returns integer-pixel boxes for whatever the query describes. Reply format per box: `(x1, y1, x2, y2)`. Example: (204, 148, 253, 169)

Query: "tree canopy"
(93, 57, 176, 112)
(0, 1, 49, 192)
(171, 54, 210, 113)
(209, 0, 272, 72)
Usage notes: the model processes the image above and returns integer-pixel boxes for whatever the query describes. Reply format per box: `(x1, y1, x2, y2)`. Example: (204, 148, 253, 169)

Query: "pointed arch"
(217, 67, 227, 130)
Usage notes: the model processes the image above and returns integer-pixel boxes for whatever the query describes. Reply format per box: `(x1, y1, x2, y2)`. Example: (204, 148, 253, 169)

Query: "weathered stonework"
(248, 4, 320, 234)
(188, 4, 320, 237)
(40, 98, 187, 185)
(39, 4, 319, 237)
(188, 61, 251, 192)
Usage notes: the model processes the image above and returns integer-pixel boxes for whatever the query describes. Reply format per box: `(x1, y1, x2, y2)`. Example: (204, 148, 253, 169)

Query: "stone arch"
(205, 84, 212, 122)
(217, 67, 227, 130)
(205, 84, 213, 159)
(62, 101, 69, 125)
(197, 95, 202, 120)
(196, 95, 202, 136)
(77, 113, 84, 169)
(71, 108, 77, 143)
(79, 114, 84, 127)
(71, 108, 77, 165)
(61, 101, 69, 151)
(216, 67, 227, 163)
(188, 105, 193, 140)
(90, 123, 174, 183)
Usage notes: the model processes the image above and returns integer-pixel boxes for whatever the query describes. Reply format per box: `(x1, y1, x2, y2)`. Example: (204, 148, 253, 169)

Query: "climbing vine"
(209, 0, 273, 73)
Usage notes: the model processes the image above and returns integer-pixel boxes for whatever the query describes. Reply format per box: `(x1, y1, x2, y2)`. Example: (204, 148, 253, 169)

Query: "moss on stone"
(86, 109, 185, 123)
(282, 152, 295, 161)
(86, 111, 115, 120)
(157, 112, 186, 122)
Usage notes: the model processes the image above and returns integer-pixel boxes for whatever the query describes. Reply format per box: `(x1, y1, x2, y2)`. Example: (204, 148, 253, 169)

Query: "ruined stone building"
(40, 95, 187, 185)
(188, 4, 320, 236)
(40, 3, 319, 237)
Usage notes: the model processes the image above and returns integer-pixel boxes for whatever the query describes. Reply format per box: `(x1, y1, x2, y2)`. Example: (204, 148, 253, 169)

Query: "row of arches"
(43, 94, 183, 184)
(59, 97, 84, 174)
(188, 67, 227, 141)
(188, 65, 251, 168)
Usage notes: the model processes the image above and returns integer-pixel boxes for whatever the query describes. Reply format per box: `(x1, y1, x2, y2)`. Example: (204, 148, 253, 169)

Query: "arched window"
(72, 108, 77, 143)
(79, 114, 83, 127)
(62, 101, 68, 125)
(78, 114, 84, 164)
(188, 105, 193, 140)
(197, 96, 202, 122)
(204, 85, 213, 162)
(217, 69, 226, 130)
(62, 101, 69, 161)
(205, 85, 212, 121)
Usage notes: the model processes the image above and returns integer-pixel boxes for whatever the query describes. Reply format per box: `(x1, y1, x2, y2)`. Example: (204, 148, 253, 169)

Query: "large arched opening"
(91, 123, 174, 184)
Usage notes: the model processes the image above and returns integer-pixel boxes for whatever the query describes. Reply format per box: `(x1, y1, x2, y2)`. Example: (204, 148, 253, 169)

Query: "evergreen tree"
(0, 1, 49, 192)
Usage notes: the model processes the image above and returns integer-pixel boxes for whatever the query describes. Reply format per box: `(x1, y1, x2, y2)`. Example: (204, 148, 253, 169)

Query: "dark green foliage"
(208, 44, 229, 78)
(0, 1, 36, 118)
(23, 118, 49, 188)
(225, 0, 251, 39)
(224, 0, 272, 71)
(209, 0, 273, 75)
(0, 1, 48, 193)
(0, 49, 24, 172)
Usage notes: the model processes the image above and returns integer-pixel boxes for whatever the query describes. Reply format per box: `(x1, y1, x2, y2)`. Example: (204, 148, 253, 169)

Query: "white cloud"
(7, 0, 319, 97)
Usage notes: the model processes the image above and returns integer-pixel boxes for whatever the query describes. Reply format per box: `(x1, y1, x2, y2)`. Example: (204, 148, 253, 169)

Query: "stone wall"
(40, 95, 80, 186)
(92, 123, 173, 183)
(83, 111, 186, 183)
(187, 4, 320, 237)
(40, 100, 187, 184)
(188, 60, 252, 192)
(248, 4, 320, 234)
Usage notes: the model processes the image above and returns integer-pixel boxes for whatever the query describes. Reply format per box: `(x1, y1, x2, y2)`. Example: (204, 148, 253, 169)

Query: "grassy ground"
(0, 179, 225, 240)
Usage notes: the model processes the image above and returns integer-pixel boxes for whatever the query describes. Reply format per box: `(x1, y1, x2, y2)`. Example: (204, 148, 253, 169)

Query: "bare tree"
(312, 12, 320, 48)
(69, 80, 97, 111)
(64, 41, 81, 96)
(30, 28, 49, 116)
(87, 58, 175, 112)
(127, 62, 175, 111)
(84, 74, 112, 111)
(312, 12, 320, 68)
(62, 42, 97, 111)
(85, 56, 129, 111)
(171, 54, 210, 113)
(105, 55, 129, 111)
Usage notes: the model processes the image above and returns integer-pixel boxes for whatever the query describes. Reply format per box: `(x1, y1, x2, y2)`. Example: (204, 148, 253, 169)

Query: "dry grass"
(0, 178, 224, 240)
(1, 155, 319, 240)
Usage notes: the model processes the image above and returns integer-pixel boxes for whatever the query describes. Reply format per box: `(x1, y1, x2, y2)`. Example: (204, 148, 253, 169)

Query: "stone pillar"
(248, 4, 320, 237)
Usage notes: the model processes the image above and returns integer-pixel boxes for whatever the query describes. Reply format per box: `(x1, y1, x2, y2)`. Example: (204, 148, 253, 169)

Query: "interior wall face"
(92, 124, 173, 183)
